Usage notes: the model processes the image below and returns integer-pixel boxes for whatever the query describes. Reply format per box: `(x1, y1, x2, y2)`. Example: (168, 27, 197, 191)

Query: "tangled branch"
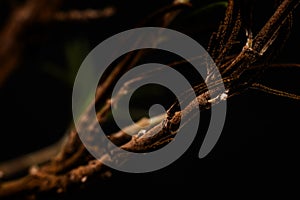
(0, 0, 299, 199)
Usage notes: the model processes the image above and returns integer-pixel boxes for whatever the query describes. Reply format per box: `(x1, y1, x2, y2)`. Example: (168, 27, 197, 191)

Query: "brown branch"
(0, 113, 165, 198)
(208, 0, 237, 61)
(0, 134, 67, 179)
(53, 7, 116, 22)
(250, 83, 300, 100)
(253, 0, 300, 54)
(0, 159, 110, 198)
(108, 114, 165, 146)
(1, 0, 299, 199)
(0, 0, 61, 87)
(220, 0, 299, 91)
(121, 88, 224, 152)
(26, 0, 191, 178)
(251, 63, 300, 70)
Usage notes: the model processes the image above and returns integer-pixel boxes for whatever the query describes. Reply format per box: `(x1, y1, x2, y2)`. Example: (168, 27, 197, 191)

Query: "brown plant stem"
(53, 7, 116, 22)
(0, 0, 299, 199)
(0, 0, 61, 87)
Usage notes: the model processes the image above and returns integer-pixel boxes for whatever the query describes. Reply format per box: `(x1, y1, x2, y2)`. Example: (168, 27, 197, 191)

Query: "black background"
(0, 0, 299, 194)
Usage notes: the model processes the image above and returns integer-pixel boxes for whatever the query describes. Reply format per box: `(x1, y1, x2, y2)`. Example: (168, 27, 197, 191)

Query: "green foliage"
(42, 39, 90, 87)
(186, 1, 228, 19)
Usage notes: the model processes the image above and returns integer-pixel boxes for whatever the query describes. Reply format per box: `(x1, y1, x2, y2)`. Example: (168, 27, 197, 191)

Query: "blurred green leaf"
(42, 39, 90, 87)
(65, 39, 90, 86)
(187, 1, 228, 19)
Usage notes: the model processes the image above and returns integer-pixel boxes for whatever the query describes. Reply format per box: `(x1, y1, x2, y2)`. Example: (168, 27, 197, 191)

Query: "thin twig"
(53, 7, 116, 21)
(0, 114, 165, 197)
(251, 83, 300, 100)
(251, 63, 300, 70)
(253, 0, 300, 54)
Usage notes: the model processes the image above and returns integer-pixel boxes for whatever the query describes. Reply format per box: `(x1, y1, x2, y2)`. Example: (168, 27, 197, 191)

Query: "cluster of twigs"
(0, 0, 300, 199)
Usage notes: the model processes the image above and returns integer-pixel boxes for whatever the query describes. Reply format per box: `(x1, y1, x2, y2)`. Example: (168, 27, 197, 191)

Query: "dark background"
(0, 0, 299, 191)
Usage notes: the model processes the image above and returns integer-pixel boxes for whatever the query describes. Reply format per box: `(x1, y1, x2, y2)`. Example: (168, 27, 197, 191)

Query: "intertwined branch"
(0, 0, 299, 199)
